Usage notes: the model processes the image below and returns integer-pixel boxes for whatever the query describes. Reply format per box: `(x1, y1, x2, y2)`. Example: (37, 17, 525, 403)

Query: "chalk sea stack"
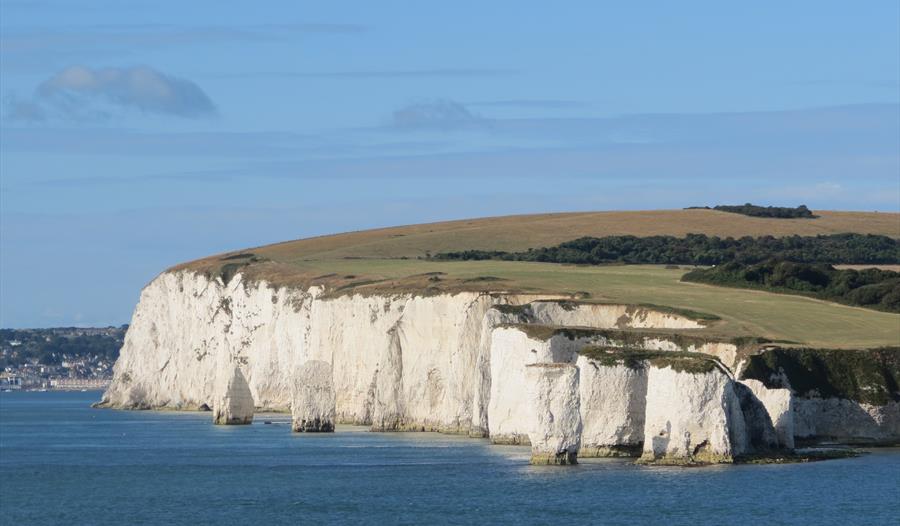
(292, 360, 336, 432)
(213, 365, 254, 426)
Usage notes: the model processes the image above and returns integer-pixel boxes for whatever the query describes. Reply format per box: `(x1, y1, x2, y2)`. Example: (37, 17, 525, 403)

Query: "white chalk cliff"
(576, 356, 647, 456)
(525, 363, 581, 464)
(100, 270, 899, 463)
(639, 364, 747, 464)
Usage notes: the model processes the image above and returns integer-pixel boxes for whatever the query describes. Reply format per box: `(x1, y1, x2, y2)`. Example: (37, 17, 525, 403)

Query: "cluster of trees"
(682, 261, 900, 313)
(686, 203, 817, 218)
(435, 234, 900, 266)
(0, 327, 127, 367)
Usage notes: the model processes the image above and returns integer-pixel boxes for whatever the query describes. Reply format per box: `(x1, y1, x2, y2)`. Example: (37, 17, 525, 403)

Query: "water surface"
(1, 391, 898, 525)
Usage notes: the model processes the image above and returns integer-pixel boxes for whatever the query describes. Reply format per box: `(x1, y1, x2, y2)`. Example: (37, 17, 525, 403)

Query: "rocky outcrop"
(793, 399, 900, 444)
(576, 355, 647, 457)
(213, 365, 254, 425)
(639, 359, 747, 464)
(524, 301, 706, 330)
(292, 360, 336, 432)
(739, 347, 900, 444)
(525, 364, 581, 465)
(486, 327, 582, 444)
(741, 379, 794, 449)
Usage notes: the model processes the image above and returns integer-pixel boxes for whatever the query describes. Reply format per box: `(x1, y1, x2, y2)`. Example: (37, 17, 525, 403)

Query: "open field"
(263, 260, 899, 349)
(221, 209, 900, 263)
(174, 210, 900, 349)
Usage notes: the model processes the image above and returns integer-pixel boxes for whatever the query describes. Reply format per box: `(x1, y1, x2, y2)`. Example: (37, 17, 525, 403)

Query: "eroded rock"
(292, 360, 336, 432)
(213, 365, 254, 425)
(639, 361, 746, 464)
(525, 363, 581, 465)
(576, 354, 647, 457)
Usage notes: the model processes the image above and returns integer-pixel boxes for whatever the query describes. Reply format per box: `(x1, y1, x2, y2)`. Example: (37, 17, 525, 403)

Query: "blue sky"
(1, 1, 898, 328)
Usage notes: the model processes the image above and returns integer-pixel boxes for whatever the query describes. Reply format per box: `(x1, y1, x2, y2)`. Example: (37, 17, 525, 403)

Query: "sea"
(1, 391, 898, 526)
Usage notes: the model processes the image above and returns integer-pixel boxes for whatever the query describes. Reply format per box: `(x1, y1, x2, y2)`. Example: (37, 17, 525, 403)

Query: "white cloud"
(5, 65, 216, 121)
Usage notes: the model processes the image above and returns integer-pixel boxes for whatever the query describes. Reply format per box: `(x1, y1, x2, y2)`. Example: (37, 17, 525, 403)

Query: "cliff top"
(170, 209, 900, 350)
(181, 209, 899, 269)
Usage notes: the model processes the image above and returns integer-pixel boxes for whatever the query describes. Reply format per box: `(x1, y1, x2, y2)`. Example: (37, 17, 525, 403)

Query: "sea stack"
(525, 363, 581, 465)
(292, 360, 336, 432)
(638, 359, 746, 464)
(576, 353, 648, 457)
(213, 365, 255, 425)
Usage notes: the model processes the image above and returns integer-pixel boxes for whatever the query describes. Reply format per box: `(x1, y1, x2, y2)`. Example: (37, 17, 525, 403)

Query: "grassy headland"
(172, 209, 900, 349)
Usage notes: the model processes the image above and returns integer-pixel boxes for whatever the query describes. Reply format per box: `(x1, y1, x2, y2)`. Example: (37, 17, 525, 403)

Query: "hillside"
(200, 209, 900, 262)
(174, 209, 900, 348)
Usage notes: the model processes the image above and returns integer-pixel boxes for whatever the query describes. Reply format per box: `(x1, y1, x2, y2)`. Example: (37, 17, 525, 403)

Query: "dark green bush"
(435, 233, 900, 266)
(682, 260, 900, 313)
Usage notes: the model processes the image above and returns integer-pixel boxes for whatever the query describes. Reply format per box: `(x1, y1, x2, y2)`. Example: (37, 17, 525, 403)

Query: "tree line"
(686, 203, 817, 218)
(682, 261, 900, 313)
(434, 233, 900, 266)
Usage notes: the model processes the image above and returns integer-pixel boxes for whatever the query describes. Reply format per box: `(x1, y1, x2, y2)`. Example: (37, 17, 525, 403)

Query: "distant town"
(0, 326, 126, 391)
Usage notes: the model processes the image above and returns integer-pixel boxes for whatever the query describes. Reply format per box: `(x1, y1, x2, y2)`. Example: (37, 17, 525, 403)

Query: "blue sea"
(1, 391, 898, 525)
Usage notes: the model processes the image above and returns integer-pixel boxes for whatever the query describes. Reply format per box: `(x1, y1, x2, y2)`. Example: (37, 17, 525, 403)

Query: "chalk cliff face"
(525, 364, 581, 465)
(741, 379, 794, 449)
(639, 364, 748, 464)
(101, 271, 706, 430)
(576, 356, 647, 457)
(738, 348, 900, 445)
(101, 269, 899, 462)
(487, 327, 582, 444)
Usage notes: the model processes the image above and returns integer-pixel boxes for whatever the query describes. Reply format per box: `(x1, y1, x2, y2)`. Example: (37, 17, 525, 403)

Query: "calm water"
(1, 391, 898, 525)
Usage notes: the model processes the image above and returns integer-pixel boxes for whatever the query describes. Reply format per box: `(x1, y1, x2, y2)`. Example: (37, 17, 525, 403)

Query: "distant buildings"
(0, 326, 126, 391)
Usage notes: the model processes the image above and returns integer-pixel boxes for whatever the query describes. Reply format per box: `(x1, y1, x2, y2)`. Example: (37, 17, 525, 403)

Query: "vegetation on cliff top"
(686, 203, 817, 219)
(578, 347, 723, 374)
(739, 347, 900, 405)
(504, 324, 772, 350)
(169, 210, 899, 349)
(682, 261, 900, 313)
(491, 300, 720, 324)
(434, 233, 900, 266)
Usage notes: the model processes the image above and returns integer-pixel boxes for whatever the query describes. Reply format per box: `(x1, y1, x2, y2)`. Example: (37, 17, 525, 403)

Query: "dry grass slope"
(248, 209, 900, 261)
(173, 209, 900, 349)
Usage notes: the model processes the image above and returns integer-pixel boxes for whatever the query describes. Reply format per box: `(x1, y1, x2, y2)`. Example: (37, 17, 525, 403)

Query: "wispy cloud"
(467, 99, 588, 109)
(210, 68, 517, 80)
(1, 23, 367, 54)
(391, 99, 487, 130)
(0, 23, 367, 72)
(5, 65, 216, 121)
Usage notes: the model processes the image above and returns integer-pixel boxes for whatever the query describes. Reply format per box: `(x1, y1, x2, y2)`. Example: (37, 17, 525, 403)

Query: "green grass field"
(175, 210, 900, 350)
(275, 259, 900, 349)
